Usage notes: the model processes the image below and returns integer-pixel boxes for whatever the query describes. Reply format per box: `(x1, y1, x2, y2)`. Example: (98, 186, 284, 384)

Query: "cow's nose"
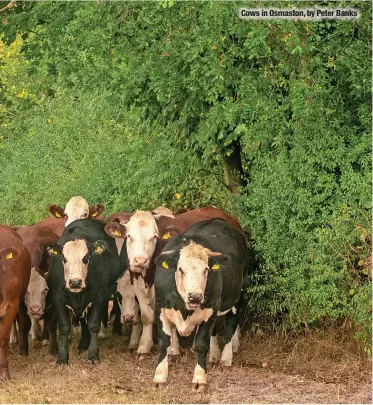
(123, 315, 134, 324)
(69, 278, 82, 289)
(30, 305, 42, 315)
(133, 257, 149, 267)
(188, 292, 203, 304)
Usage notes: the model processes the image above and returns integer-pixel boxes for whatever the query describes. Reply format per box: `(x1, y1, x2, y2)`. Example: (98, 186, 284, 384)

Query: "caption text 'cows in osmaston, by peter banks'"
(239, 8, 360, 20)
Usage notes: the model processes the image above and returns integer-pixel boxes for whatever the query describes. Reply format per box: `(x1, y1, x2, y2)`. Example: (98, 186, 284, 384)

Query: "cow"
(152, 218, 249, 390)
(47, 219, 121, 364)
(105, 207, 243, 355)
(14, 226, 59, 355)
(48, 196, 105, 228)
(0, 225, 31, 380)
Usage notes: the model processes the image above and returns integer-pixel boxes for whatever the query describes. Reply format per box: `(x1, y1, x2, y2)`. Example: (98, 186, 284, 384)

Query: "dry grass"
(0, 325, 371, 404)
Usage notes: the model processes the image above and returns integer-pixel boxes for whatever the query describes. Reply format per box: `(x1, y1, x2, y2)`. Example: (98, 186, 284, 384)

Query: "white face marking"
(125, 211, 159, 272)
(61, 240, 89, 292)
(24, 268, 49, 319)
(64, 196, 89, 226)
(117, 272, 138, 324)
(175, 242, 210, 310)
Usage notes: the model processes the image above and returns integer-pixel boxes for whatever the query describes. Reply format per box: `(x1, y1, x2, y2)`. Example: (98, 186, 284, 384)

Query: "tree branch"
(0, 0, 16, 13)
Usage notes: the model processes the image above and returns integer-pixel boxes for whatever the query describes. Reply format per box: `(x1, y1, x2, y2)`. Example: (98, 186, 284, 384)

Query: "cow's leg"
(98, 301, 108, 339)
(232, 325, 241, 354)
(208, 325, 221, 364)
(220, 310, 238, 367)
(56, 306, 71, 364)
(78, 317, 91, 351)
(0, 342, 9, 381)
(135, 290, 154, 355)
(111, 299, 122, 336)
(30, 318, 42, 341)
(87, 306, 101, 364)
(0, 307, 17, 380)
(153, 307, 171, 386)
(128, 323, 142, 350)
(9, 322, 18, 345)
(17, 302, 31, 356)
(45, 311, 58, 356)
(192, 316, 216, 391)
(168, 325, 180, 356)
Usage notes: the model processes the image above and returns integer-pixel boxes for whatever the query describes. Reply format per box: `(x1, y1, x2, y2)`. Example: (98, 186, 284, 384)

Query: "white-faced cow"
(47, 219, 121, 364)
(48, 196, 105, 227)
(105, 207, 244, 355)
(153, 218, 250, 391)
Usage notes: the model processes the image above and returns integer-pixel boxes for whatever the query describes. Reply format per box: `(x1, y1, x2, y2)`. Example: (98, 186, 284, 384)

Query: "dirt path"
(0, 330, 371, 404)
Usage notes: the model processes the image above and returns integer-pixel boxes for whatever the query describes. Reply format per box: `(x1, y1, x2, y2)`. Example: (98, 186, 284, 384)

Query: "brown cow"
(105, 207, 242, 355)
(0, 225, 31, 380)
(15, 226, 59, 355)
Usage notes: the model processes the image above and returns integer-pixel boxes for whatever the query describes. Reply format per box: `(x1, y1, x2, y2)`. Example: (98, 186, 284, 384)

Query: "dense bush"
(0, 1, 371, 347)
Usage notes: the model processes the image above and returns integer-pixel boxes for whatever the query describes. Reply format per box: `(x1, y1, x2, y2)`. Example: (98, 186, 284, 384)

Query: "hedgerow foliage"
(0, 1, 371, 347)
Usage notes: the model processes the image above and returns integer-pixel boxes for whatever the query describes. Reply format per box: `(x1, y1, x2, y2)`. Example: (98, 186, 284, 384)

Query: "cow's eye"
(62, 255, 66, 264)
(82, 255, 89, 265)
(81, 213, 88, 218)
(204, 267, 209, 275)
(178, 268, 184, 275)
(128, 236, 133, 242)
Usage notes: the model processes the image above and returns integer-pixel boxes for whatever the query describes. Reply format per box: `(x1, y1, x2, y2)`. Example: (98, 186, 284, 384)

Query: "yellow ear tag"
(162, 261, 169, 269)
(95, 245, 102, 253)
(91, 212, 98, 217)
(6, 252, 13, 259)
(52, 249, 58, 255)
(211, 264, 220, 271)
(55, 212, 61, 218)
(114, 230, 121, 237)
(162, 232, 171, 240)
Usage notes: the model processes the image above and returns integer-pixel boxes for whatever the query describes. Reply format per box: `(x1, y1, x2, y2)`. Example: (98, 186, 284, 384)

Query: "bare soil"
(0, 325, 371, 404)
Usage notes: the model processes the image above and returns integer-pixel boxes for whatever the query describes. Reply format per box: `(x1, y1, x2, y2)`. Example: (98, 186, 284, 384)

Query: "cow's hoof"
(220, 359, 232, 367)
(49, 346, 58, 356)
(42, 339, 49, 346)
(168, 347, 180, 356)
(137, 354, 150, 361)
(0, 368, 10, 381)
(88, 359, 100, 366)
(154, 382, 167, 389)
(192, 382, 207, 392)
(19, 349, 28, 357)
(56, 360, 68, 365)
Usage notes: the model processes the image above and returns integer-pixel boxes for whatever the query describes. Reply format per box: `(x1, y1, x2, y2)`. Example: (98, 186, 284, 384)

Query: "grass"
(0, 324, 371, 404)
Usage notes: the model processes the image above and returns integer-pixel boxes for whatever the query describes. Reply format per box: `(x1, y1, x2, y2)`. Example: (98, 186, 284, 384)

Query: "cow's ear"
(1, 248, 18, 261)
(161, 225, 181, 240)
(208, 254, 230, 271)
(34, 267, 49, 279)
(48, 204, 64, 219)
(46, 244, 61, 256)
(92, 240, 107, 255)
(155, 250, 178, 270)
(89, 204, 105, 218)
(105, 222, 126, 239)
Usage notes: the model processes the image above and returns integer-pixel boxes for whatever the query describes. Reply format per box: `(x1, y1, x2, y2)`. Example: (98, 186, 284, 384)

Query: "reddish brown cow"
(31, 216, 65, 237)
(0, 225, 31, 380)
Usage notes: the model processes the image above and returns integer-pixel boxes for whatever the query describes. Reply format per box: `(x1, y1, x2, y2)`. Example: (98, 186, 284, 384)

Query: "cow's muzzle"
(29, 305, 43, 319)
(69, 278, 82, 289)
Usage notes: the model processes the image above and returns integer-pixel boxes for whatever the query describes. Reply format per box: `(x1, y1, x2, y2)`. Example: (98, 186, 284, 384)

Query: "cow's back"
(32, 216, 65, 237)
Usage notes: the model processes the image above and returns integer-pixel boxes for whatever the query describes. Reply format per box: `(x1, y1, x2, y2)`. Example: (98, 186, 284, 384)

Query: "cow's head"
(24, 268, 49, 319)
(48, 239, 107, 293)
(116, 271, 138, 324)
(157, 241, 228, 311)
(48, 196, 104, 226)
(105, 211, 159, 274)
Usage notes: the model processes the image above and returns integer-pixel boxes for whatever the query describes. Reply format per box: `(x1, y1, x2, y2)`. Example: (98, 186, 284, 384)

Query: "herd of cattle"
(0, 196, 252, 390)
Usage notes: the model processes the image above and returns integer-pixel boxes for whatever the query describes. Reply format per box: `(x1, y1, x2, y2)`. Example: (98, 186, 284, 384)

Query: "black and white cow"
(47, 219, 121, 364)
(153, 218, 250, 390)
